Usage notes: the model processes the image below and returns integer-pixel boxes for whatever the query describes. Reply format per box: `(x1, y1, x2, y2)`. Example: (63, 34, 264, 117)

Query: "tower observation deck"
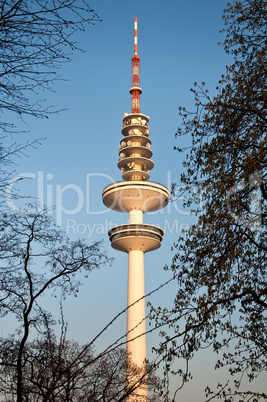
(102, 18, 169, 401)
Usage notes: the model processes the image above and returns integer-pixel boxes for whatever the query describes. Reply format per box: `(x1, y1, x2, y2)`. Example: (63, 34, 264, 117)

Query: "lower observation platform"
(108, 224, 164, 253)
(102, 181, 170, 213)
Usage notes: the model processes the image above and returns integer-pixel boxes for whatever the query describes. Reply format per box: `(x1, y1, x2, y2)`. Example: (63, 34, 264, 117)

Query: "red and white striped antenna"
(134, 17, 138, 55)
(130, 17, 142, 113)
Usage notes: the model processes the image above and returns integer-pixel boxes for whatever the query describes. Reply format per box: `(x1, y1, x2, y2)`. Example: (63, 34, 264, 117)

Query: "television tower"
(102, 18, 169, 400)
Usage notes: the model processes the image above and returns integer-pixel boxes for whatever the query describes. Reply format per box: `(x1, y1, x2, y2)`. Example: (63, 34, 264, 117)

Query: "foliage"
(151, 1, 267, 400)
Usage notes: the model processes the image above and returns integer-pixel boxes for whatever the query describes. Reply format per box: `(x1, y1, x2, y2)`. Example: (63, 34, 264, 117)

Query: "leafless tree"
(0, 0, 101, 204)
(0, 208, 110, 401)
(0, 306, 163, 401)
(0, 0, 100, 132)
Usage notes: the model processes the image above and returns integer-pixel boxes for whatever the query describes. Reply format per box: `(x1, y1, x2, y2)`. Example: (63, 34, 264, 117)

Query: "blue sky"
(3, 0, 259, 400)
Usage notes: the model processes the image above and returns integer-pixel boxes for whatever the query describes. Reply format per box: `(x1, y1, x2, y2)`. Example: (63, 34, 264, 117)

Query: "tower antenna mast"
(130, 18, 142, 113)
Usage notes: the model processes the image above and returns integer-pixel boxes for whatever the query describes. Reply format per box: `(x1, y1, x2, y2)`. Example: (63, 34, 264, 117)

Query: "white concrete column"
(129, 209, 143, 224)
(127, 249, 147, 400)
